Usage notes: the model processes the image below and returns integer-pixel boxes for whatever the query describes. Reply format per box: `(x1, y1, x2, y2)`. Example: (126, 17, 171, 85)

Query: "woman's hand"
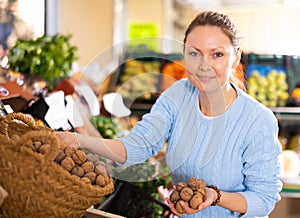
(158, 185, 219, 216)
(55, 131, 80, 149)
(199, 186, 219, 209)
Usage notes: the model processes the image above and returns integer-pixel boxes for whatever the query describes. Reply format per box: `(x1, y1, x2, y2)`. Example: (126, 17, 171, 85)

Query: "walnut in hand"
(170, 177, 207, 214)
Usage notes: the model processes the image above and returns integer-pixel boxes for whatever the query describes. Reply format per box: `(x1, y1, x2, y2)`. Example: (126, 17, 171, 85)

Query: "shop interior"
(1, 0, 300, 217)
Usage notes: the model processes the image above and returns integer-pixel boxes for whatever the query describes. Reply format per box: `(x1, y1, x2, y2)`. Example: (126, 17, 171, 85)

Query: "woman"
(56, 11, 282, 217)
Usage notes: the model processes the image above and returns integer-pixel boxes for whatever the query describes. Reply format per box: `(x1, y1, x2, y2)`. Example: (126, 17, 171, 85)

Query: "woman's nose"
(198, 56, 212, 71)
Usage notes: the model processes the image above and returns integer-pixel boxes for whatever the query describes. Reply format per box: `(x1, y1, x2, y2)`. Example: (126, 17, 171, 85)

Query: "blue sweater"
(118, 78, 282, 217)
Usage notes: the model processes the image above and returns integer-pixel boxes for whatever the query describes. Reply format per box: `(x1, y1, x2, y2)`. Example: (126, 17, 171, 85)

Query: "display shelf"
(281, 177, 300, 198)
(270, 107, 300, 113)
(269, 107, 300, 120)
(280, 192, 300, 198)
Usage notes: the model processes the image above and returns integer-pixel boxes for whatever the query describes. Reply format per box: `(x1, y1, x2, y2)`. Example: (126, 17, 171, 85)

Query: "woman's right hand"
(55, 131, 80, 149)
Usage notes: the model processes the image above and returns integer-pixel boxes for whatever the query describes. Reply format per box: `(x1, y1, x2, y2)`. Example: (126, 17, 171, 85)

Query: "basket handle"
(0, 112, 37, 136)
(17, 130, 60, 167)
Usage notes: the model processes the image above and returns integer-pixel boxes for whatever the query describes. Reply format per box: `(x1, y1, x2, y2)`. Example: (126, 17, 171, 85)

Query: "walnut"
(103, 175, 111, 185)
(39, 143, 51, 154)
(24, 139, 36, 151)
(180, 187, 193, 201)
(35, 137, 48, 145)
(71, 166, 85, 177)
(86, 153, 99, 164)
(44, 138, 51, 145)
(59, 142, 67, 150)
(96, 175, 107, 187)
(175, 200, 188, 215)
(81, 177, 92, 185)
(176, 182, 188, 192)
(25, 139, 33, 146)
(189, 193, 203, 209)
(55, 149, 66, 163)
(84, 172, 97, 184)
(98, 162, 112, 175)
(81, 161, 94, 173)
(33, 141, 42, 150)
(61, 156, 75, 171)
(194, 187, 206, 198)
(72, 149, 87, 165)
(94, 165, 108, 175)
(170, 190, 181, 203)
(10, 134, 20, 141)
(188, 177, 206, 190)
(64, 146, 76, 157)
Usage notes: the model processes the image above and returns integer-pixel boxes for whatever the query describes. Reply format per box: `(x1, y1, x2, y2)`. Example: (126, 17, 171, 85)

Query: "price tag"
(44, 91, 71, 130)
(65, 95, 83, 127)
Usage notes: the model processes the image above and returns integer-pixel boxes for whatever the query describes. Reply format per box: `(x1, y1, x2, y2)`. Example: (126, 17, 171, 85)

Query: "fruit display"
(116, 59, 161, 101)
(287, 134, 300, 156)
(170, 177, 206, 214)
(247, 65, 289, 106)
(279, 150, 300, 178)
(161, 59, 186, 91)
(90, 115, 127, 139)
(292, 86, 300, 106)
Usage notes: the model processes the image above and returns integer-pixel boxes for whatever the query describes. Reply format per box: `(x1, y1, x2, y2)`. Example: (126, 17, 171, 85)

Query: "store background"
(1, 0, 300, 217)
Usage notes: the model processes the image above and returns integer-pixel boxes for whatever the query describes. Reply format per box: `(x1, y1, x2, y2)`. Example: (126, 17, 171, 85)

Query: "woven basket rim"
(0, 112, 115, 217)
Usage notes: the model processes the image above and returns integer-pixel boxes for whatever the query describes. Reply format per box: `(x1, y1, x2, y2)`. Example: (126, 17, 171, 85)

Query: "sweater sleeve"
(239, 110, 282, 217)
(116, 90, 177, 166)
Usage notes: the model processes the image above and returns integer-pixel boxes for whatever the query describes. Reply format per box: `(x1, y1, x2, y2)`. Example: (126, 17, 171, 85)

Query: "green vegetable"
(8, 34, 78, 89)
(91, 116, 125, 139)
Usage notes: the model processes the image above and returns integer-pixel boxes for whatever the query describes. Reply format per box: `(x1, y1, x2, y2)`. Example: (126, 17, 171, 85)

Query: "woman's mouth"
(197, 75, 215, 82)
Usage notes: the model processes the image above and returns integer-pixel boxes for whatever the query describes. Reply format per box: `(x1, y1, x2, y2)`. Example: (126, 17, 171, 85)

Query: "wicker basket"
(0, 113, 114, 218)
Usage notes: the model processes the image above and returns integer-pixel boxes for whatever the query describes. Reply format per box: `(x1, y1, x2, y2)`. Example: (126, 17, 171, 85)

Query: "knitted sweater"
(118, 78, 282, 217)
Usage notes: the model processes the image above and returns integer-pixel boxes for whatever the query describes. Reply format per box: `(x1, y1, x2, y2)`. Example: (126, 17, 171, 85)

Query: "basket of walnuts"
(0, 112, 114, 218)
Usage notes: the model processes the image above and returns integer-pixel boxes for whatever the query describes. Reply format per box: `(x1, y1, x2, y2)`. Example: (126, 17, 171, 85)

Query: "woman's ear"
(232, 49, 241, 69)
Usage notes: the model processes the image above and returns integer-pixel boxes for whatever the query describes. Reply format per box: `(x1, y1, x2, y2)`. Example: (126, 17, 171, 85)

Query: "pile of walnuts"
(14, 133, 111, 188)
(170, 177, 206, 215)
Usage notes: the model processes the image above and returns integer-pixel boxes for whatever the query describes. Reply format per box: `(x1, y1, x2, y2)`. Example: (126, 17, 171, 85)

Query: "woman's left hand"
(197, 186, 219, 210)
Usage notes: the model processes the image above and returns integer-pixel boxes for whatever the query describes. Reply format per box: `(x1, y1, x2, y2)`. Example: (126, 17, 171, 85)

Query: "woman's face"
(184, 25, 240, 93)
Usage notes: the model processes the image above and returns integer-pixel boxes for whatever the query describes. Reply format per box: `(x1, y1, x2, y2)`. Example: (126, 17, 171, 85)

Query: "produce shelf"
(281, 177, 300, 198)
(270, 107, 300, 120)
(280, 192, 300, 198)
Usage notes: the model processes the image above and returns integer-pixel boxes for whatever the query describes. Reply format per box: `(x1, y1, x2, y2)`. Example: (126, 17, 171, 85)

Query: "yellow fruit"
(292, 88, 300, 98)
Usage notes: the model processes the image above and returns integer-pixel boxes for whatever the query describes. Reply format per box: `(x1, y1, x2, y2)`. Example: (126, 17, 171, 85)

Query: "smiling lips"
(196, 75, 216, 83)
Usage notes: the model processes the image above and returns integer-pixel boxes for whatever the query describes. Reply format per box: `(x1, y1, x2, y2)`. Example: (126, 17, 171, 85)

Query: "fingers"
(54, 131, 80, 149)
(201, 186, 216, 208)
(179, 200, 201, 214)
(198, 199, 212, 210)
(167, 197, 209, 216)
(166, 198, 183, 217)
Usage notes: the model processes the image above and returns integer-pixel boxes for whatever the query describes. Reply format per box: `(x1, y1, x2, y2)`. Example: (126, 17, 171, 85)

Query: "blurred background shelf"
(281, 192, 300, 199)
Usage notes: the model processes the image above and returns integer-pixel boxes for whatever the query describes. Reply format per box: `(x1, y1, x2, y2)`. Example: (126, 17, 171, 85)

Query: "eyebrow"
(187, 46, 225, 54)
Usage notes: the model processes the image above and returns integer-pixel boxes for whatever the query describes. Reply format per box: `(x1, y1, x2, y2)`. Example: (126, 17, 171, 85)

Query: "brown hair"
(184, 11, 246, 91)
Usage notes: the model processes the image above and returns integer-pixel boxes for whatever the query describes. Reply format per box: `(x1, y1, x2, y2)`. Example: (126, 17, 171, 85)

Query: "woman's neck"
(199, 84, 236, 117)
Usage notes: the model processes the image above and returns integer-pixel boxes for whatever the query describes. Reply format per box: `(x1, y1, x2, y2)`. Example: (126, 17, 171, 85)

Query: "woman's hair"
(183, 11, 246, 91)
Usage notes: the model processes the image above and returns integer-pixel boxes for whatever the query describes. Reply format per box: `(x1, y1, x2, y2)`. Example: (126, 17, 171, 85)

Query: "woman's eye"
(214, 52, 223, 58)
(189, 51, 200, 57)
